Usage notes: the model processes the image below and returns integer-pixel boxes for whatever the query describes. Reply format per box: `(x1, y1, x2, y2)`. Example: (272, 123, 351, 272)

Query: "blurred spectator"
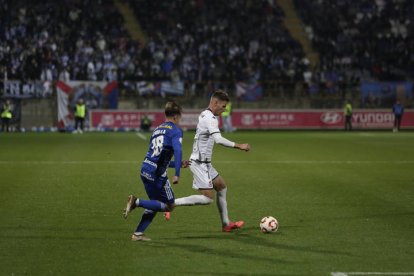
(392, 100, 404, 132)
(344, 100, 353, 131)
(221, 100, 234, 133)
(140, 114, 152, 132)
(73, 98, 86, 134)
(1, 99, 12, 132)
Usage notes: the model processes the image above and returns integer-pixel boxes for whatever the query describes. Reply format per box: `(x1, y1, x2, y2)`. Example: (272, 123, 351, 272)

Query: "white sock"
(217, 187, 230, 226)
(175, 195, 213, 206)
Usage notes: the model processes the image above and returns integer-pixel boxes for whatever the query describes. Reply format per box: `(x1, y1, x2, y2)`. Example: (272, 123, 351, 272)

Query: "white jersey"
(190, 109, 218, 162)
(190, 109, 236, 162)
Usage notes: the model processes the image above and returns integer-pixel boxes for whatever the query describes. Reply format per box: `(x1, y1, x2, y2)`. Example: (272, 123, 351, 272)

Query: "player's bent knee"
(165, 204, 175, 211)
(214, 184, 227, 191)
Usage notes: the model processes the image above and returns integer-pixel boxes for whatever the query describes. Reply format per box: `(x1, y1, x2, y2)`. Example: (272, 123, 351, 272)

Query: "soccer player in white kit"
(168, 90, 251, 232)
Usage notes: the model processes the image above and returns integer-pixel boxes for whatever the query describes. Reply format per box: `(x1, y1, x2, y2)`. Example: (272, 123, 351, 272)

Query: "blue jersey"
(141, 121, 183, 177)
(393, 103, 404, 116)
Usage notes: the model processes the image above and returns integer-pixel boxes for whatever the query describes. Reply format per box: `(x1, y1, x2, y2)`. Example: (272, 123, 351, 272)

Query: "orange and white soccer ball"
(260, 216, 279, 233)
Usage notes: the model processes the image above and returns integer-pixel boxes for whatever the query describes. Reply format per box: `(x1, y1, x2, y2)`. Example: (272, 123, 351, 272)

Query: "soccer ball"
(260, 216, 279, 233)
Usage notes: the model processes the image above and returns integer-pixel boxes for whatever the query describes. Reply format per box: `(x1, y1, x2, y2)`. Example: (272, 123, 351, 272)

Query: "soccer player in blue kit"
(123, 101, 188, 241)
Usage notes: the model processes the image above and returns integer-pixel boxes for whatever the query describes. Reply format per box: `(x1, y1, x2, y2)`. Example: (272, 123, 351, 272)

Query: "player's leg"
(160, 179, 176, 221)
(123, 174, 168, 218)
(166, 162, 214, 220)
(128, 177, 173, 241)
(174, 190, 214, 206)
(174, 162, 214, 206)
(135, 176, 173, 211)
(212, 172, 244, 232)
(123, 194, 167, 218)
(132, 209, 155, 241)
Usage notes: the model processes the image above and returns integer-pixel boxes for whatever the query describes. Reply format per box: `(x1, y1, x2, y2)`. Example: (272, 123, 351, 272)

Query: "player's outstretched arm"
(211, 133, 250, 152)
(234, 143, 250, 152)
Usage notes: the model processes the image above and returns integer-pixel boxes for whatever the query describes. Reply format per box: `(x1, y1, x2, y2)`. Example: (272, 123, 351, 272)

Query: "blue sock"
(136, 209, 156, 233)
(137, 199, 166, 211)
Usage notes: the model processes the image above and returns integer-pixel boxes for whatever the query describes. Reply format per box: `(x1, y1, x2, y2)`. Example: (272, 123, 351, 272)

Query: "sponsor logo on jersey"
(140, 171, 155, 181)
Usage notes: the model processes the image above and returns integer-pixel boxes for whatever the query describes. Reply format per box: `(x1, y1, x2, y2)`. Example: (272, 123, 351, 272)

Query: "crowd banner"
(90, 109, 414, 130)
(56, 80, 118, 129)
(3, 80, 52, 98)
(134, 81, 184, 96)
(235, 81, 263, 101)
(56, 81, 73, 129)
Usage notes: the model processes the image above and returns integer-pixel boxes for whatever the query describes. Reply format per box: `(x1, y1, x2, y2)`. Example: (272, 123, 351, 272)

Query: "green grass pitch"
(1, 131, 414, 275)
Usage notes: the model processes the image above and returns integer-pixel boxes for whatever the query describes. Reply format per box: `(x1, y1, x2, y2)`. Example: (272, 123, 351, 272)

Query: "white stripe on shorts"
(164, 181, 174, 200)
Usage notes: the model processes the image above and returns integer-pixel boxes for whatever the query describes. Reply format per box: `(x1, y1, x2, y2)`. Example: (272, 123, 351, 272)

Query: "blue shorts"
(140, 169, 175, 204)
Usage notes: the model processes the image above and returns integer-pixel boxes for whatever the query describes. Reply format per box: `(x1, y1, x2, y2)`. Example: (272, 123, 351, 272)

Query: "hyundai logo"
(320, 112, 342, 124)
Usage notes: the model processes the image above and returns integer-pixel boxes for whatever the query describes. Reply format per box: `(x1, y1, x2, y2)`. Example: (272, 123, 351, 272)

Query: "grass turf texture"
(0, 131, 413, 275)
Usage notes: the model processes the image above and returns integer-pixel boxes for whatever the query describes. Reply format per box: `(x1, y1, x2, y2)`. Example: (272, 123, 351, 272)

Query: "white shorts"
(190, 161, 219, 190)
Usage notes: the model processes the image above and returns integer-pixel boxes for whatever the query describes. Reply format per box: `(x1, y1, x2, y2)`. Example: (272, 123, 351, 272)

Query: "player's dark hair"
(211, 90, 230, 102)
(165, 101, 182, 117)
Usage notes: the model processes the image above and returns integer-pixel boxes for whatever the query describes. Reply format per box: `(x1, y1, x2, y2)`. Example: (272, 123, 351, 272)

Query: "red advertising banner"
(90, 110, 199, 129)
(232, 110, 414, 129)
(90, 109, 414, 130)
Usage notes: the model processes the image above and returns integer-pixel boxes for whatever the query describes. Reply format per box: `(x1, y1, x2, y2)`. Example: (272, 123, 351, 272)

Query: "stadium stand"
(0, 0, 133, 82)
(294, 0, 414, 82)
(127, 0, 306, 83)
(0, 0, 307, 84)
(0, 0, 412, 110)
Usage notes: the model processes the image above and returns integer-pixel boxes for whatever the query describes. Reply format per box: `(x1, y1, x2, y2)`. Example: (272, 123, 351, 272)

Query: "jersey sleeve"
(212, 132, 235, 148)
(169, 128, 183, 177)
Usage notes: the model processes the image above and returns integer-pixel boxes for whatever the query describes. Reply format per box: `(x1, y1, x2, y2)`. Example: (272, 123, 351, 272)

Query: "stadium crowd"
(0, 0, 306, 85)
(128, 0, 306, 83)
(0, 0, 412, 98)
(294, 0, 414, 82)
(0, 0, 132, 82)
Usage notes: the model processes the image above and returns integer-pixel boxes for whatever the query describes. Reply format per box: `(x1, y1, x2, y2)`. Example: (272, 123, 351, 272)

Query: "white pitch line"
(0, 160, 414, 165)
(136, 132, 147, 140)
(216, 160, 414, 164)
(332, 272, 414, 276)
(0, 161, 138, 165)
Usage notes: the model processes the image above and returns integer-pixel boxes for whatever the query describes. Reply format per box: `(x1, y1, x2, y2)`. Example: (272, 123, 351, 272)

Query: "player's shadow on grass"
(156, 225, 352, 258)
(150, 238, 294, 265)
